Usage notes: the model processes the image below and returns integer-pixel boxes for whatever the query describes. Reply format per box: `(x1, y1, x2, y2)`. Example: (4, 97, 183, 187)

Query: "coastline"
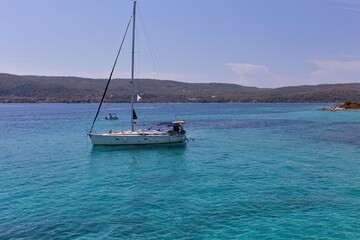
(321, 100, 360, 111)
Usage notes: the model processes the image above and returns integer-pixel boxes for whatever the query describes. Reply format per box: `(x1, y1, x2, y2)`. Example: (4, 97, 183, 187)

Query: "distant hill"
(0, 73, 359, 103)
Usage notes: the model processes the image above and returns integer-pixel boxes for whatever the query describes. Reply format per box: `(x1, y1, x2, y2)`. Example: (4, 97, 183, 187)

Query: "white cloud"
(337, 52, 360, 59)
(225, 60, 360, 88)
(309, 60, 360, 84)
(117, 60, 360, 86)
(333, 0, 360, 11)
(226, 63, 280, 88)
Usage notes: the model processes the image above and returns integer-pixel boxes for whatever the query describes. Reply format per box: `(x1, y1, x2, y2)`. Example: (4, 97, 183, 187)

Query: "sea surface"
(0, 103, 359, 239)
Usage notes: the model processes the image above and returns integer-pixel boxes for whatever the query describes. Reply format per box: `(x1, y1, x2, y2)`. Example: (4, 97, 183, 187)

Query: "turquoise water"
(0, 103, 359, 239)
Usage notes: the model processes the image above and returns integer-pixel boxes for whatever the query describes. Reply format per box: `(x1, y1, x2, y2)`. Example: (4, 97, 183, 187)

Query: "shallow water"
(0, 103, 359, 239)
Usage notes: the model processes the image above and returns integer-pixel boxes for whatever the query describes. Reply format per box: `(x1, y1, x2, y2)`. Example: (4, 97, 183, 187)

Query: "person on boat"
(172, 125, 185, 134)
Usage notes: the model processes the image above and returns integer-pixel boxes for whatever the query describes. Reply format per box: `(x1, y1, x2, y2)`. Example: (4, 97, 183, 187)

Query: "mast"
(130, 0, 136, 132)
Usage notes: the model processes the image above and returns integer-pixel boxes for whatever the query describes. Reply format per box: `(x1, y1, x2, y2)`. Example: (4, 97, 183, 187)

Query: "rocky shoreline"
(321, 106, 347, 111)
(322, 100, 360, 111)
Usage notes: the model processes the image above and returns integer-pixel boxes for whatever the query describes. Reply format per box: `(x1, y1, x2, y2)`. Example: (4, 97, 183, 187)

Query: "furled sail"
(132, 109, 138, 120)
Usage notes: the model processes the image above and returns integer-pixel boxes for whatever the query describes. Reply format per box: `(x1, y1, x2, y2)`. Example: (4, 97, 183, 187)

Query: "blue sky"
(0, 0, 360, 88)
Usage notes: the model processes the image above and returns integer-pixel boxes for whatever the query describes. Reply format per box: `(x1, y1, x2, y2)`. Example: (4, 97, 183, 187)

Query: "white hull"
(89, 131, 187, 146)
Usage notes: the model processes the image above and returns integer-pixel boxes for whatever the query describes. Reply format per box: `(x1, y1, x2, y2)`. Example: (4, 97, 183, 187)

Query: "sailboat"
(88, 0, 187, 146)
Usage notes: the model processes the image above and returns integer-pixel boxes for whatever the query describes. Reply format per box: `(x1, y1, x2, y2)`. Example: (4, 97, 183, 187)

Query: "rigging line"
(135, 26, 143, 94)
(137, 6, 164, 80)
(135, 22, 141, 80)
(89, 16, 133, 133)
(171, 104, 179, 120)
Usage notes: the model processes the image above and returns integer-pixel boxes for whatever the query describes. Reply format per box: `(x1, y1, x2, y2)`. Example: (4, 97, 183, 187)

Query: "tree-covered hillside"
(0, 73, 359, 103)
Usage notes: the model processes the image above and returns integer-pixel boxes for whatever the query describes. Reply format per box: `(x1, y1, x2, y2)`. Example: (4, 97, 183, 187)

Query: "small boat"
(105, 113, 118, 120)
(88, 0, 187, 146)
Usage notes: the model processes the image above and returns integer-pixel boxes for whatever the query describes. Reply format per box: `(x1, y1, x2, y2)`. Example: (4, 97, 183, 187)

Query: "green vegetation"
(341, 100, 360, 109)
(1, 73, 360, 103)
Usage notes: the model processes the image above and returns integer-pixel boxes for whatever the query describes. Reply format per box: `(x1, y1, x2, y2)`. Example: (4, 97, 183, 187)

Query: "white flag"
(136, 94, 142, 101)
